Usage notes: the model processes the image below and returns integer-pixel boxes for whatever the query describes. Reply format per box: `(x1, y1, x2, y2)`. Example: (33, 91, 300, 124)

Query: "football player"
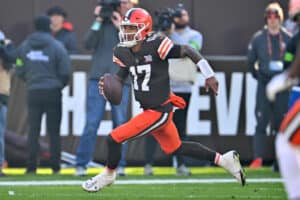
(266, 0, 300, 199)
(82, 8, 246, 192)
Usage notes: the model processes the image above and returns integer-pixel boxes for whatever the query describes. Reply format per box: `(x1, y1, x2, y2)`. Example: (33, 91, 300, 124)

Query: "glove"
(266, 72, 298, 101)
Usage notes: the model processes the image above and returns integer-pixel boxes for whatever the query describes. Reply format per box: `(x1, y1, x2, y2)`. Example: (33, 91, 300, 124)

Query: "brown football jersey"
(113, 34, 179, 111)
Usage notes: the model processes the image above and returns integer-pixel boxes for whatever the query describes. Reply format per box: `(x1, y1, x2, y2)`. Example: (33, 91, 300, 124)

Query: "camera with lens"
(155, 4, 184, 32)
(96, 0, 120, 22)
(173, 3, 184, 18)
(155, 8, 175, 32)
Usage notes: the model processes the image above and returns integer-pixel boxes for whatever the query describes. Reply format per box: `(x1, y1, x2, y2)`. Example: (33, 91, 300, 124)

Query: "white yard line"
(0, 178, 282, 186)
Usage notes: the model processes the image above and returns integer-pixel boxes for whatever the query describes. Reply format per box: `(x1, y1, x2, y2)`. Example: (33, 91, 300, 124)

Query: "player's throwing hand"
(98, 76, 104, 96)
(205, 76, 219, 96)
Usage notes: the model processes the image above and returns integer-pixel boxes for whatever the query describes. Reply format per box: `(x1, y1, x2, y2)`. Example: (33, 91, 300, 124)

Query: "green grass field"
(0, 167, 287, 200)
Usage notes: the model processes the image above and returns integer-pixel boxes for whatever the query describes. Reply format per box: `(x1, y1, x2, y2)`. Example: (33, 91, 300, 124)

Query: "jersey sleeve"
(116, 67, 129, 81)
(113, 47, 126, 67)
(166, 44, 181, 59)
(157, 36, 174, 60)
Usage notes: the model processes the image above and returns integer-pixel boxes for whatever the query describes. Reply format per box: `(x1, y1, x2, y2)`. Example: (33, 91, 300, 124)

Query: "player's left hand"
(205, 76, 219, 96)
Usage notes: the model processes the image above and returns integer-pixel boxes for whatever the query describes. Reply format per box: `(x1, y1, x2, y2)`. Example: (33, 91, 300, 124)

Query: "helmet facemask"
(119, 22, 147, 47)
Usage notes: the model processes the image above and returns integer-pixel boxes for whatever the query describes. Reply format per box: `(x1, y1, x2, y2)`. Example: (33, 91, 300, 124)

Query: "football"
(101, 73, 123, 105)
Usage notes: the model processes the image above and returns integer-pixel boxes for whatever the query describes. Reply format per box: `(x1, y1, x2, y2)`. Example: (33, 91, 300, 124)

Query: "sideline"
(0, 178, 282, 186)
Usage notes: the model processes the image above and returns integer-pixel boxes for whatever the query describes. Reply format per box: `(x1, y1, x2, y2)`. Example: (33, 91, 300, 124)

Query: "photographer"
(155, 8, 175, 34)
(0, 31, 15, 176)
(75, 0, 131, 177)
(144, 4, 203, 176)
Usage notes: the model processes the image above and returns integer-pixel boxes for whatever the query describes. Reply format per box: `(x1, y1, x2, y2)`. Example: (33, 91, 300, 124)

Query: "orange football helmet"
(119, 8, 153, 47)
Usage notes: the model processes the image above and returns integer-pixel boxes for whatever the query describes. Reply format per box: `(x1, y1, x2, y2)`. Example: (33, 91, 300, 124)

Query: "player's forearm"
(180, 45, 215, 79)
(116, 68, 128, 83)
(180, 45, 203, 63)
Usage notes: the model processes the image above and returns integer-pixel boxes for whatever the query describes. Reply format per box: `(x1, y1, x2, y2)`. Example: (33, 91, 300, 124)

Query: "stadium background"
(0, 0, 288, 54)
(0, 0, 289, 166)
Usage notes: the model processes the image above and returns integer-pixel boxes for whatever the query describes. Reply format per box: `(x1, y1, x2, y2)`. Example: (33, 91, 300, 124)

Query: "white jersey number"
(129, 64, 151, 91)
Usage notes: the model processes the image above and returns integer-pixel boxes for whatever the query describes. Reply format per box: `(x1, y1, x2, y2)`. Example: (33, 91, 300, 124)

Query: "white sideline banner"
(41, 72, 257, 137)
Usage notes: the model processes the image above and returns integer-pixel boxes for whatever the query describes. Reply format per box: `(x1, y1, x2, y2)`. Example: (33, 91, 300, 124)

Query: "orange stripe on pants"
(111, 109, 182, 154)
(280, 99, 300, 145)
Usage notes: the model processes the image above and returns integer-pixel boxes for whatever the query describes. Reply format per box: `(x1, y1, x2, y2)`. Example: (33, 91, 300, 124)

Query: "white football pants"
(276, 134, 300, 200)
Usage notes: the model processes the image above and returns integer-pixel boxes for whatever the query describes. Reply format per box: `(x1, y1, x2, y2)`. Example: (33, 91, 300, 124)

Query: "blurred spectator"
(171, 4, 203, 50)
(247, 2, 291, 168)
(144, 4, 202, 176)
(0, 31, 15, 176)
(16, 15, 71, 173)
(47, 5, 78, 54)
(75, 0, 131, 177)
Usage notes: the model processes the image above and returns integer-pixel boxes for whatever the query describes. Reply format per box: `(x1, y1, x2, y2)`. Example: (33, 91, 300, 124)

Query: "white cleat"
(82, 169, 116, 192)
(218, 150, 246, 186)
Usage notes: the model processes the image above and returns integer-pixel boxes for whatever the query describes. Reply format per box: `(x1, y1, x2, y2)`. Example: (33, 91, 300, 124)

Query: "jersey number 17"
(129, 64, 151, 92)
